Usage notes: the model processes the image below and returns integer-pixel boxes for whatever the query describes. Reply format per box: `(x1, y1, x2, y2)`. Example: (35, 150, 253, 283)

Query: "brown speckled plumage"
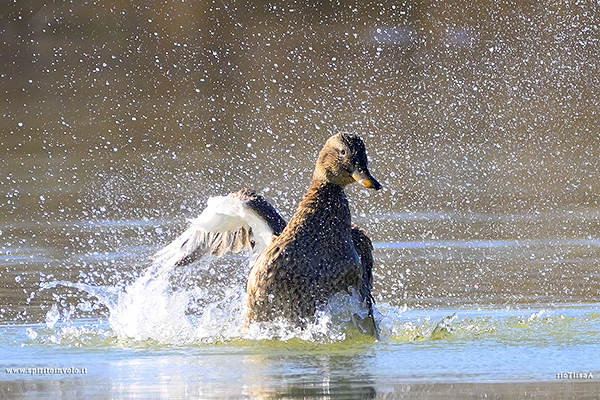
(246, 133, 381, 335)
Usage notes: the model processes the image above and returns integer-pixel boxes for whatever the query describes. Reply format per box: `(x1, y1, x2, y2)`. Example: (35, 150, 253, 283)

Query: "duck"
(148, 133, 382, 338)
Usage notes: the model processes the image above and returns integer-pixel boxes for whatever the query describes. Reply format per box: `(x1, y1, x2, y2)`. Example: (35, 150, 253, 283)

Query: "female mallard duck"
(149, 133, 381, 338)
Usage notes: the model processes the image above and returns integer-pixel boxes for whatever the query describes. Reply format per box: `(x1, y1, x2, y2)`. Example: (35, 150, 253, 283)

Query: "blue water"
(2, 300, 600, 398)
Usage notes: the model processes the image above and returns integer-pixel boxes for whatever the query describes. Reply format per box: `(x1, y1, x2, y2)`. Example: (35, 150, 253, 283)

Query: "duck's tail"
(147, 188, 286, 277)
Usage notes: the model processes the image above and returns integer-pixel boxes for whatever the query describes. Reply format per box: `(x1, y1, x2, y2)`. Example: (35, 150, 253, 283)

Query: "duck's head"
(313, 133, 382, 190)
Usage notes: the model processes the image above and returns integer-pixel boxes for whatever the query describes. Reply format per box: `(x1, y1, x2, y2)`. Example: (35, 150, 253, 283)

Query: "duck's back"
(246, 182, 362, 323)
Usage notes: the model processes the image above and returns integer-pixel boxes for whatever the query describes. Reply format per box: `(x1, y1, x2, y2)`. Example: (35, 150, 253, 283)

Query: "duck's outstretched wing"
(148, 188, 286, 276)
(351, 225, 380, 340)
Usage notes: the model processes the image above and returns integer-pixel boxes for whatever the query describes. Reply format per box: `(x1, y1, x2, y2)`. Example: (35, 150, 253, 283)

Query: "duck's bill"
(352, 170, 382, 190)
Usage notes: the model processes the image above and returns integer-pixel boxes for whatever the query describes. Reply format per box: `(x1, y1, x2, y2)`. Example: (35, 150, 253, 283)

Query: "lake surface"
(2, 1, 600, 398)
(2, 151, 600, 398)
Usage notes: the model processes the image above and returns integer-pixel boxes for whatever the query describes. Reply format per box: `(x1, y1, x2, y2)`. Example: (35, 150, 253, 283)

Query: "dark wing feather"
(351, 225, 380, 339)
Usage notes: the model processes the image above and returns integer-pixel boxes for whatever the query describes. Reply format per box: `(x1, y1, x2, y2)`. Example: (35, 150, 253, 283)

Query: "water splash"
(42, 273, 223, 344)
(39, 264, 379, 345)
(37, 262, 600, 347)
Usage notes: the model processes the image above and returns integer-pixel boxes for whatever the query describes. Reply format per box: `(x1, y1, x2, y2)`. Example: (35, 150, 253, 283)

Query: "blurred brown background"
(1, 1, 599, 321)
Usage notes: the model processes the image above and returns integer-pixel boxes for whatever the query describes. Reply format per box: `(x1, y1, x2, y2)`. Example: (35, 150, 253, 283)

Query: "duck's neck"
(284, 180, 352, 237)
(300, 179, 347, 208)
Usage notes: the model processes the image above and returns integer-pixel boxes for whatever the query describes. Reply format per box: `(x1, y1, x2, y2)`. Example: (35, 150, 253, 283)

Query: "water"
(2, 306, 600, 398)
(2, 191, 600, 397)
(3, 1, 600, 398)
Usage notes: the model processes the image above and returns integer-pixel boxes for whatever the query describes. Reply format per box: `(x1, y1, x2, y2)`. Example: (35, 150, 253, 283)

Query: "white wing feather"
(148, 195, 275, 276)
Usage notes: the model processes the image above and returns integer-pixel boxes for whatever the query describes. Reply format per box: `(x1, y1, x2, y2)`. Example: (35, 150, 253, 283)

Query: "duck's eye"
(339, 149, 346, 156)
